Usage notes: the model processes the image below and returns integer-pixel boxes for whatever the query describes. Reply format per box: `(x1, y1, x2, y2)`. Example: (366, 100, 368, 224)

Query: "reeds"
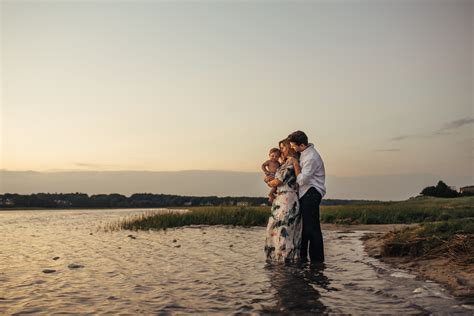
(104, 196, 474, 231)
(106, 206, 270, 231)
(381, 218, 474, 262)
(320, 196, 474, 224)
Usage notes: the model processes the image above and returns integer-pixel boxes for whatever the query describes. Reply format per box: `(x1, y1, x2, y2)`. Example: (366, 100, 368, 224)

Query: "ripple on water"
(0, 209, 471, 314)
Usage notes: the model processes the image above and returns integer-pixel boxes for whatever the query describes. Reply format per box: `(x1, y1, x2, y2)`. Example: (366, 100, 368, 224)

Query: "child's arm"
(261, 160, 270, 174)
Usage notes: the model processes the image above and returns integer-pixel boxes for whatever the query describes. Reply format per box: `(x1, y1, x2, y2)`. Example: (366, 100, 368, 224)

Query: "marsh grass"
(106, 207, 270, 232)
(320, 196, 474, 224)
(106, 196, 474, 231)
(382, 218, 474, 261)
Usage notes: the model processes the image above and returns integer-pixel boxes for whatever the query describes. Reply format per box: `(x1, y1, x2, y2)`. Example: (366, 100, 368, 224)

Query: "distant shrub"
(420, 181, 459, 198)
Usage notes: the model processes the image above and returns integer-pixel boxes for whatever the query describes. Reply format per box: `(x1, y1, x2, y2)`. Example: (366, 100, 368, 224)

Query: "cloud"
(437, 118, 474, 132)
(390, 117, 473, 142)
(374, 148, 401, 152)
(75, 163, 104, 167)
(74, 162, 118, 169)
(389, 135, 415, 141)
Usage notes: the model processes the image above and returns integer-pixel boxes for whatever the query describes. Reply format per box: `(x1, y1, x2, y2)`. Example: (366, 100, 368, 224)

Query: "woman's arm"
(288, 157, 301, 176)
(267, 178, 282, 188)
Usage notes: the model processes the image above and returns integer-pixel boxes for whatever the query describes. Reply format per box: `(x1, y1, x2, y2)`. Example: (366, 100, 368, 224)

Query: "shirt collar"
(301, 143, 314, 156)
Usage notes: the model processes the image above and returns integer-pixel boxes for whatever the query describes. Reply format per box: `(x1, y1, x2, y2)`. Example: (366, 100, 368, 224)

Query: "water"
(0, 209, 472, 315)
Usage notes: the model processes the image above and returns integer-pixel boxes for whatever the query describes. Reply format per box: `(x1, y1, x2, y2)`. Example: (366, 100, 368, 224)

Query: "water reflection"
(0, 209, 471, 314)
(264, 262, 330, 313)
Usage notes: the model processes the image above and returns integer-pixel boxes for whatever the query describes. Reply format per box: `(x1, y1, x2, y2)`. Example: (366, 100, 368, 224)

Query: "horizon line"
(0, 168, 466, 179)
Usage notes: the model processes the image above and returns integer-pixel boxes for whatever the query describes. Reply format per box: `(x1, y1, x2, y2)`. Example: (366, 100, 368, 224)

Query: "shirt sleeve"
(296, 157, 320, 186)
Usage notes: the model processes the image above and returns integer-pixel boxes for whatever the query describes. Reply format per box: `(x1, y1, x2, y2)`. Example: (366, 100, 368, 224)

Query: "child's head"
(269, 148, 281, 162)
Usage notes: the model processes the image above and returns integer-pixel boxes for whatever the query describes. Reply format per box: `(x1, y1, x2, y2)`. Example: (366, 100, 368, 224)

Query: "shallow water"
(0, 208, 472, 315)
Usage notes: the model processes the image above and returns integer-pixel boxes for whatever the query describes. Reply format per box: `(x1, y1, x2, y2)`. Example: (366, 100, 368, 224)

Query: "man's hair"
(287, 130, 308, 146)
(269, 148, 281, 156)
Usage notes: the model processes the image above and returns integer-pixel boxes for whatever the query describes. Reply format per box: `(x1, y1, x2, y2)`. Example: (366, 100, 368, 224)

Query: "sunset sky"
(1, 0, 472, 198)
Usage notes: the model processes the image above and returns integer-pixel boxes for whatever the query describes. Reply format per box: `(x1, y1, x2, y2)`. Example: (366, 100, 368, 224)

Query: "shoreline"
(321, 223, 418, 233)
(344, 224, 474, 299)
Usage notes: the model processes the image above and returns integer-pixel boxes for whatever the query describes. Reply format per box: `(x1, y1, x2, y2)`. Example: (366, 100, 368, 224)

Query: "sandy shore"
(326, 223, 474, 298)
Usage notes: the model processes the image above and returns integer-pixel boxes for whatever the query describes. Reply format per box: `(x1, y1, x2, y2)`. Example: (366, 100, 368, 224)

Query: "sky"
(1, 0, 473, 198)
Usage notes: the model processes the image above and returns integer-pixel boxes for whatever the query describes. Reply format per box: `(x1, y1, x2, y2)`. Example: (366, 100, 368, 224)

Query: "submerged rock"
(42, 269, 56, 274)
(68, 263, 84, 269)
(53, 256, 60, 260)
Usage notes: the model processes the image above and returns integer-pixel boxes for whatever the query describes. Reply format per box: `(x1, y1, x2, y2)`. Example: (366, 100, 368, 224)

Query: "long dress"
(264, 159, 302, 262)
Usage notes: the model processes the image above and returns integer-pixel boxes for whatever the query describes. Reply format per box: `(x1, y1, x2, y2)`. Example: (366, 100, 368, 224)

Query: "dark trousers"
(300, 187, 325, 262)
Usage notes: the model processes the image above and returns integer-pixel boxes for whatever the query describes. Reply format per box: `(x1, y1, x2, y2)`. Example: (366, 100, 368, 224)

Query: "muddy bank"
(321, 223, 417, 233)
(360, 228, 474, 298)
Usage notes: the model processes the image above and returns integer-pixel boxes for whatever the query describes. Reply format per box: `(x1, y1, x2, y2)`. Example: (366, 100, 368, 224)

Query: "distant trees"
(420, 181, 459, 198)
(0, 193, 269, 209)
(0, 192, 381, 209)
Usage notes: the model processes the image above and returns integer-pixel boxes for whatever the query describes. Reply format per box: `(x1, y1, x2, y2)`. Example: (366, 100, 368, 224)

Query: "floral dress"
(264, 159, 302, 262)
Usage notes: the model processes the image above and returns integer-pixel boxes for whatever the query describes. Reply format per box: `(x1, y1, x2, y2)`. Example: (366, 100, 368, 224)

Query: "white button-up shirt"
(296, 143, 326, 198)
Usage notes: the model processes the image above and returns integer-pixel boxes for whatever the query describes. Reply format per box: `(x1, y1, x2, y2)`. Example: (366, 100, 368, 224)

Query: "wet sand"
(342, 224, 474, 298)
(322, 223, 418, 233)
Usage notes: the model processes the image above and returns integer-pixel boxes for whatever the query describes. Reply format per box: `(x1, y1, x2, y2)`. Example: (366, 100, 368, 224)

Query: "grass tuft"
(381, 218, 474, 262)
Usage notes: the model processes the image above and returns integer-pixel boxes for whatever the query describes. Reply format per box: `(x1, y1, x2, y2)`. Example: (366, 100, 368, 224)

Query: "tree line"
(0, 192, 379, 209)
(0, 193, 269, 209)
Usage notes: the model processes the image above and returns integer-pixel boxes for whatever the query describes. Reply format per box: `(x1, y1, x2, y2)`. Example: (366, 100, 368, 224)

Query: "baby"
(261, 148, 281, 203)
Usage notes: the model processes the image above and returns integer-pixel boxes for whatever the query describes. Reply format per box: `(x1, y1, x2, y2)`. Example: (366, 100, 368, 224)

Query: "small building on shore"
(0, 198, 15, 207)
(459, 185, 474, 196)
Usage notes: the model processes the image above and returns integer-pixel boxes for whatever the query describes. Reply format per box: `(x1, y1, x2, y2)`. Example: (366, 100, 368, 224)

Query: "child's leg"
(268, 187, 277, 203)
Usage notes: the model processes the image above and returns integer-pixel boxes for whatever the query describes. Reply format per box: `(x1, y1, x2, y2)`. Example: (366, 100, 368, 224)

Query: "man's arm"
(296, 157, 319, 187)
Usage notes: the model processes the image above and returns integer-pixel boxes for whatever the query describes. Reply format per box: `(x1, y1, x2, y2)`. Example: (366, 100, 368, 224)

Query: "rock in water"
(42, 269, 56, 274)
(53, 256, 60, 260)
(68, 263, 84, 269)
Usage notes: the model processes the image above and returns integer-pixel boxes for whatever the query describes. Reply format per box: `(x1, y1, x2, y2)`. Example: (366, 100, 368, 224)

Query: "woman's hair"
(279, 138, 300, 160)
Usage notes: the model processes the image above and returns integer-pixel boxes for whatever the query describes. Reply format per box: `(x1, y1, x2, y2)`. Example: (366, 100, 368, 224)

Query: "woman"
(264, 139, 302, 263)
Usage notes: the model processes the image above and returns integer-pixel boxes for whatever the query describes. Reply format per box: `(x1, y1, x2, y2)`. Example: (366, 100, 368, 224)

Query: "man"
(288, 130, 326, 262)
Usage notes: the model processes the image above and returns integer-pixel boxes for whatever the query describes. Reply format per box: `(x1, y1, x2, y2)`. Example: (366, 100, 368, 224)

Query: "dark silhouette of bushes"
(421, 181, 459, 198)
